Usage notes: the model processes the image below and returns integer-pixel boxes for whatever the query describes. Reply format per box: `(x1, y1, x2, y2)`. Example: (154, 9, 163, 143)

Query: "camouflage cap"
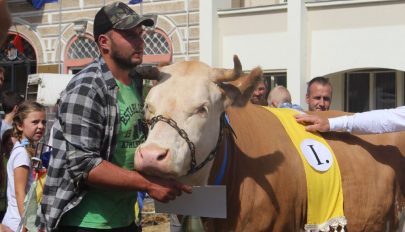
(93, 1, 155, 41)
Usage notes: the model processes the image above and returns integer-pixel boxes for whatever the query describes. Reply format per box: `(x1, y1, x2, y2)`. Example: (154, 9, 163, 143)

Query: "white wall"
(308, 1, 405, 77)
(218, 6, 288, 70)
(311, 26, 405, 77)
(210, 0, 405, 107)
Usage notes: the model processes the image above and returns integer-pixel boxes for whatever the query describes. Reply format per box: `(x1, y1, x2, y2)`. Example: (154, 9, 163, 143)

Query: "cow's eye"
(195, 105, 208, 117)
(144, 103, 155, 117)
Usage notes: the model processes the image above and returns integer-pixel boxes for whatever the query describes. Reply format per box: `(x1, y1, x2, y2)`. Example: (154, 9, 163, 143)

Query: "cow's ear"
(211, 55, 243, 83)
(131, 65, 161, 80)
(219, 67, 263, 107)
(158, 61, 171, 67)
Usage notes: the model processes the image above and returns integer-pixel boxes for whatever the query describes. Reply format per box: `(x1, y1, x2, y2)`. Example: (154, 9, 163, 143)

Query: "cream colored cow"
(135, 56, 405, 231)
(135, 56, 262, 185)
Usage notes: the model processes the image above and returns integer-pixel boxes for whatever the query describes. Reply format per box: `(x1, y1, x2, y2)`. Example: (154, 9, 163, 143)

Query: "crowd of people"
(249, 75, 332, 113)
(0, 0, 404, 231)
(249, 69, 405, 136)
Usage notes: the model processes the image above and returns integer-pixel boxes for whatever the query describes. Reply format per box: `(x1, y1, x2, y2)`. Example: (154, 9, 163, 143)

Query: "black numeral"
(308, 144, 324, 165)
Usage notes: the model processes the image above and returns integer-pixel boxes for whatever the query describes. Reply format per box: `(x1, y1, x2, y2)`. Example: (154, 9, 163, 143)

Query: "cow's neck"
(179, 164, 214, 186)
(179, 113, 230, 186)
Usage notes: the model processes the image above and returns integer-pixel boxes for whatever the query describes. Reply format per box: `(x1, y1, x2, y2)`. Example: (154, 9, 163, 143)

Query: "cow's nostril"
(157, 153, 167, 161)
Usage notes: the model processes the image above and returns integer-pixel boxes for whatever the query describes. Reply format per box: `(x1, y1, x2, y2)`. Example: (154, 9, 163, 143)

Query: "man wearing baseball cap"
(37, 2, 191, 232)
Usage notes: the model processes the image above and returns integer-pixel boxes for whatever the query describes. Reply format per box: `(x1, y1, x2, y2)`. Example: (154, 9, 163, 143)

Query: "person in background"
(295, 106, 405, 134)
(0, 67, 5, 92)
(1, 102, 46, 232)
(267, 85, 303, 111)
(0, 91, 24, 139)
(0, 67, 7, 120)
(37, 2, 191, 232)
(0, 2, 29, 231)
(306, 76, 332, 111)
(0, 129, 16, 222)
(0, 0, 11, 45)
(250, 78, 268, 106)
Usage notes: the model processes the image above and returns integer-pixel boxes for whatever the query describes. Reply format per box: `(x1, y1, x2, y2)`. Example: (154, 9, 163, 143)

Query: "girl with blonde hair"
(1, 101, 46, 231)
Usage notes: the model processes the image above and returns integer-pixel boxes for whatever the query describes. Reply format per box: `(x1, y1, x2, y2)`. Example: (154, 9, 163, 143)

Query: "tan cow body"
(135, 56, 405, 231)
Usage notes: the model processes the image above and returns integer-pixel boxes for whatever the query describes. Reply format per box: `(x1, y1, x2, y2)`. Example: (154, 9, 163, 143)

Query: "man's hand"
(295, 114, 330, 132)
(144, 175, 192, 203)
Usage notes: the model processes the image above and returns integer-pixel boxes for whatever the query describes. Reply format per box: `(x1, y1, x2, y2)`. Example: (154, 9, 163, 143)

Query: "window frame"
(64, 34, 99, 74)
(345, 69, 397, 112)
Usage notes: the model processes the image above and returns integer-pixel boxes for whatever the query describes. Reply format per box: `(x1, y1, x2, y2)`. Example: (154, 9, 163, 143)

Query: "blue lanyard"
(213, 114, 230, 185)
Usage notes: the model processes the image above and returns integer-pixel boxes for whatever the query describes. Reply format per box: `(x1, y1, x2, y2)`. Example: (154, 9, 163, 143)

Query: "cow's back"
(207, 105, 405, 231)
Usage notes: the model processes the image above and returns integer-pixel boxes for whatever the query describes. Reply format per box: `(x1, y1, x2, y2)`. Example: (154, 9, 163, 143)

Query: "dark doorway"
(0, 33, 36, 97)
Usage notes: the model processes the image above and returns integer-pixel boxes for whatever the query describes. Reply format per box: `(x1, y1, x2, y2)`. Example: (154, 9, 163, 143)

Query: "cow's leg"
(397, 208, 405, 232)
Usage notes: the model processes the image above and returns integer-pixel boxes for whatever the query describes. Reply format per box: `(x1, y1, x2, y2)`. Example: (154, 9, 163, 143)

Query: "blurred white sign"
(154, 185, 226, 218)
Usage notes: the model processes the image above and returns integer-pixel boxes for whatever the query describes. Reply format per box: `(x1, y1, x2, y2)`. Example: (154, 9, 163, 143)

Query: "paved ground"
(142, 198, 170, 232)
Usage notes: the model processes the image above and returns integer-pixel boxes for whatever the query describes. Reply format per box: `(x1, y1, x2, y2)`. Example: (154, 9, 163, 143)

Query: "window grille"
(143, 30, 170, 55)
(67, 37, 99, 59)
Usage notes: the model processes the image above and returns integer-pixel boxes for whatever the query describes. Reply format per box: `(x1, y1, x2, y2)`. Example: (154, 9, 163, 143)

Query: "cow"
(134, 56, 405, 231)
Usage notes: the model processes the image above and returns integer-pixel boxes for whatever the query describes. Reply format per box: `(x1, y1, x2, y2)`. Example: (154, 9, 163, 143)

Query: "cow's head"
(135, 56, 262, 185)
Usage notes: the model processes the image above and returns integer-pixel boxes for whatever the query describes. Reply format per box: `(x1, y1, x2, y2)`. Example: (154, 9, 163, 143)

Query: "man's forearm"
(86, 160, 150, 191)
(329, 107, 405, 134)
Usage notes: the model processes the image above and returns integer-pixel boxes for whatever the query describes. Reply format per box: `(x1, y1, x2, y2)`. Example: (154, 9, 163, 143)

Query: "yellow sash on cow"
(264, 107, 346, 231)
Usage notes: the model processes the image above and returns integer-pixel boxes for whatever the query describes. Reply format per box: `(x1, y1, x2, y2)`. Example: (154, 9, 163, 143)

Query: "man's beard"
(251, 97, 267, 106)
(110, 42, 142, 70)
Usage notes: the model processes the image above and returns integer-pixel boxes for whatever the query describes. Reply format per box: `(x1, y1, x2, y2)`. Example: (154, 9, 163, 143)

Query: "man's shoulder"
(63, 58, 113, 95)
(69, 60, 104, 85)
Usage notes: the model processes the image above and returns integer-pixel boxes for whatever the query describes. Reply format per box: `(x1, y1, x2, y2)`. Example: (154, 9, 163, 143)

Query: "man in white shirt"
(295, 106, 405, 134)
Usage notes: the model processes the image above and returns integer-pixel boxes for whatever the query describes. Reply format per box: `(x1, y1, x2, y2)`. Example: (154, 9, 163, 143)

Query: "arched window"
(64, 29, 172, 73)
(142, 28, 172, 64)
(64, 34, 99, 74)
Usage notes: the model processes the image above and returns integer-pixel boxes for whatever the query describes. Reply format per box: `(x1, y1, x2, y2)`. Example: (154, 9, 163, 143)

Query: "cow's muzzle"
(145, 114, 225, 175)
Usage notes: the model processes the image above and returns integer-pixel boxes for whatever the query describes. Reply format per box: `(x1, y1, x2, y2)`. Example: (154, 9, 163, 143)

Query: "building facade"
(2, 0, 404, 112)
(202, 0, 405, 112)
(2, 0, 199, 99)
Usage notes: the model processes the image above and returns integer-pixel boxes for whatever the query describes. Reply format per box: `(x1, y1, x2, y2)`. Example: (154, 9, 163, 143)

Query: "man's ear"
(98, 34, 110, 52)
(270, 100, 277, 108)
(305, 94, 310, 104)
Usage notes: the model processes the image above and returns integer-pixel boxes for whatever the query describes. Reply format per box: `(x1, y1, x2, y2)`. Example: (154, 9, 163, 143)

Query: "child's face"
(17, 111, 46, 142)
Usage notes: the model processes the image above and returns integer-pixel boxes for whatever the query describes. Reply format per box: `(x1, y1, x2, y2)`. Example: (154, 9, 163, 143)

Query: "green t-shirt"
(61, 80, 145, 229)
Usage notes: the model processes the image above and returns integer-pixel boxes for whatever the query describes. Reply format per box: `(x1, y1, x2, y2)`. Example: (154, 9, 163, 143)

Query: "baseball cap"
(93, 1, 155, 41)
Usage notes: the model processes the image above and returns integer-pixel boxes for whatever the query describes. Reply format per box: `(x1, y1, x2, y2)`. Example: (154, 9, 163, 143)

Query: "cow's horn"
(211, 55, 242, 83)
(130, 65, 161, 80)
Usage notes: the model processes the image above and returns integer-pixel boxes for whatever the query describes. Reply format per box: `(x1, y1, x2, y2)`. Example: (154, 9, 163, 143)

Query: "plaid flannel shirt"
(37, 57, 123, 231)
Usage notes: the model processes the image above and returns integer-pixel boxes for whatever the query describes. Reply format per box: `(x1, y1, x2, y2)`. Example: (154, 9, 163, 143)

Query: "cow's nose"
(139, 143, 169, 163)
